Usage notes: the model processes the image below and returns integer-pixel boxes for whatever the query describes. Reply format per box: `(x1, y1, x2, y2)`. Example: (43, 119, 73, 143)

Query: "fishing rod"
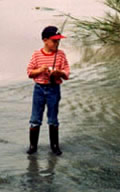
(50, 14, 69, 83)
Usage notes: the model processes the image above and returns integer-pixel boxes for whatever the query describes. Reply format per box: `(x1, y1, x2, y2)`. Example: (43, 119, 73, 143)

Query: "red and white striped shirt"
(27, 48, 70, 84)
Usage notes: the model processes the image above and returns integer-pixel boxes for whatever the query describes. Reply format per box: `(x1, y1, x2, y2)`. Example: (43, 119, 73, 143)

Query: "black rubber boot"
(49, 125, 62, 156)
(27, 126, 40, 155)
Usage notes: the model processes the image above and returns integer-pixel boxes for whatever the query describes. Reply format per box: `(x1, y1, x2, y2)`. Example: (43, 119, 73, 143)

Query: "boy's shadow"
(25, 152, 57, 191)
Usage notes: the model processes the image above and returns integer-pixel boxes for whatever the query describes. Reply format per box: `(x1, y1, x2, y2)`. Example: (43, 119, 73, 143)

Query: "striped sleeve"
(27, 51, 37, 77)
(60, 51, 70, 79)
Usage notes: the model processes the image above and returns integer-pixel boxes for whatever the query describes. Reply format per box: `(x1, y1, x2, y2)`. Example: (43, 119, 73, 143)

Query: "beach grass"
(68, 0, 120, 45)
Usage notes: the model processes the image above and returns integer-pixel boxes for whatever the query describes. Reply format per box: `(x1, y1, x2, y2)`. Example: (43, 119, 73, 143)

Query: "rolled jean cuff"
(30, 123, 41, 128)
(47, 121, 59, 127)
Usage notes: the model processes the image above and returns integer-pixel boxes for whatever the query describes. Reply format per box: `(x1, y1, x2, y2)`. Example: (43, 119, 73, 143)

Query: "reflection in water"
(25, 153, 57, 192)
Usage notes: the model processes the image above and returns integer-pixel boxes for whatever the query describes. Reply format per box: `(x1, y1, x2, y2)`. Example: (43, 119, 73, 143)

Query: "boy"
(27, 26, 70, 155)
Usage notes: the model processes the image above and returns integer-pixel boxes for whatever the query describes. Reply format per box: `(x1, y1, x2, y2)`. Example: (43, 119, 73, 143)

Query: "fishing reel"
(48, 67, 56, 84)
(49, 67, 61, 84)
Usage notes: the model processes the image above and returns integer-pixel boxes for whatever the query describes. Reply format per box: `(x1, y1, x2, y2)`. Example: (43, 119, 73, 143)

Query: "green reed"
(68, 0, 120, 45)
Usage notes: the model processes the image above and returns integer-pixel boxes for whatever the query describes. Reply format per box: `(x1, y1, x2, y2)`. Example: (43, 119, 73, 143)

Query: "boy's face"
(43, 38, 60, 52)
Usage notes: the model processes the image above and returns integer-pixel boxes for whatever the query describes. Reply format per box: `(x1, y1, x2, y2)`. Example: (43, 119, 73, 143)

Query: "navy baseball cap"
(42, 26, 66, 40)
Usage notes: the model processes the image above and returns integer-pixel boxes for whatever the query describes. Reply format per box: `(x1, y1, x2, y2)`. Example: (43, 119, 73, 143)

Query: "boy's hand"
(50, 70, 61, 77)
(50, 70, 67, 79)
(40, 65, 49, 73)
(28, 65, 49, 78)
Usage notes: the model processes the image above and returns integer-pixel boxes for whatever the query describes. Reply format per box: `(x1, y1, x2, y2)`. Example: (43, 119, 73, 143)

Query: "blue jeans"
(30, 83, 61, 127)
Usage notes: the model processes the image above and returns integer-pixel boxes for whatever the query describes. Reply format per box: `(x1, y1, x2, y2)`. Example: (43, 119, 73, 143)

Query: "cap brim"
(50, 35, 66, 40)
